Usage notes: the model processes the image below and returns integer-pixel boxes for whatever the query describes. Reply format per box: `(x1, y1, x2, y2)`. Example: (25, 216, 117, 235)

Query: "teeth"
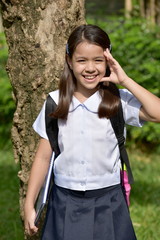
(85, 75, 96, 79)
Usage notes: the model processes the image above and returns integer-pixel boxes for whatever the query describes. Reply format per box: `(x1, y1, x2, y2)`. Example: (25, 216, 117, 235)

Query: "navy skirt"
(41, 184, 137, 240)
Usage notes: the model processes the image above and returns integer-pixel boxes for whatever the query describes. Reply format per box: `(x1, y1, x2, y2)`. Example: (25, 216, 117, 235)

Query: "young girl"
(24, 24, 160, 240)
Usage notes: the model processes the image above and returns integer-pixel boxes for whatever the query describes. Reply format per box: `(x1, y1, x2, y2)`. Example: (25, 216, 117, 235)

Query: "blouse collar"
(69, 91, 102, 113)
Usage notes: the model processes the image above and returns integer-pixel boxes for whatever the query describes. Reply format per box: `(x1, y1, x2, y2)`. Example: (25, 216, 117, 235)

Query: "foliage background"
(87, 13, 160, 152)
(0, 1, 160, 239)
(1, 5, 160, 151)
(0, 33, 15, 148)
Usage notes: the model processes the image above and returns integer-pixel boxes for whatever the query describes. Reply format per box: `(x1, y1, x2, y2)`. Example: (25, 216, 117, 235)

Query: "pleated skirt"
(41, 184, 137, 240)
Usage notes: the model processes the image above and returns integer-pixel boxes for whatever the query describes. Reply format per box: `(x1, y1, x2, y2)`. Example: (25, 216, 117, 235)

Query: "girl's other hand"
(24, 207, 38, 236)
(100, 48, 130, 86)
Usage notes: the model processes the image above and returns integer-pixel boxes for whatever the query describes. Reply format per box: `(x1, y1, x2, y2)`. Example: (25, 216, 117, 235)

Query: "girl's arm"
(24, 138, 52, 236)
(102, 49, 160, 123)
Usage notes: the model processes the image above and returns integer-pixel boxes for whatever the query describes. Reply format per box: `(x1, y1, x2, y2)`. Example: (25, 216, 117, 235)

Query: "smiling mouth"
(83, 75, 98, 80)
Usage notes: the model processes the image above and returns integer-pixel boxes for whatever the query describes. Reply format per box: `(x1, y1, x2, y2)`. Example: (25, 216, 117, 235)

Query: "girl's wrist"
(24, 203, 35, 212)
(24, 198, 35, 210)
(120, 77, 133, 88)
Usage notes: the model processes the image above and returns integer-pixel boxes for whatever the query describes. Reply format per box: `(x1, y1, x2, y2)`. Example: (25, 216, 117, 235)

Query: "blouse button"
(81, 160, 85, 165)
(81, 182, 85, 186)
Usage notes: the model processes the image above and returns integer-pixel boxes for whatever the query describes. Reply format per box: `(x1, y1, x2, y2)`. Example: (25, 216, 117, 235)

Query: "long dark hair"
(52, 24, 120, 119)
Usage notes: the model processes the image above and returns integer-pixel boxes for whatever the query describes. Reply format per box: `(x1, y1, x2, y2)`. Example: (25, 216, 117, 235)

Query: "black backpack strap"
(110, 101, 134, 184)
(45, 95, 60, 157)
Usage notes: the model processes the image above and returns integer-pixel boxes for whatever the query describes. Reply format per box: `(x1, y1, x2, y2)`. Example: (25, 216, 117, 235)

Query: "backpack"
(45, 93, 134, 205)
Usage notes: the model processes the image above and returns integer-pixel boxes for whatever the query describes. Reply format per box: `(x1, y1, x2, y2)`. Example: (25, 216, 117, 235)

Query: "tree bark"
(0, 13, 3, 31)
(0, 0, 85, 238)
(139, 0, 145, 18)
(139, 0, 160, 26)
(156, 0, 160, 26)
(125, 0, 133, 18)
(145, 0, 156, 24)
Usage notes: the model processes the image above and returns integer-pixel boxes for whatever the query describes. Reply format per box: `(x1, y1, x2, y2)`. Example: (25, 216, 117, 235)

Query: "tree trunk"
(156, 0, 160, 26)
(145, 0, 156, 24)
(0, 0, 85, 238)
(0, 13, 3, 31)
(125, 0, 133, 18)
(139, 0, 145, 18)
(139, 0, 160, 25)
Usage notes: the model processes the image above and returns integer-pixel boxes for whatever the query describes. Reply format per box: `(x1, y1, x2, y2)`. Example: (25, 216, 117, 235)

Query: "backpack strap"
(110, 100, 134, 184)
(45, 95, 60, 157)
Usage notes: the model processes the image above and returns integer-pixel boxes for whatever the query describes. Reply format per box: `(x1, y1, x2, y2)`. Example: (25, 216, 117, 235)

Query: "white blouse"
(33, 89, 143, 191)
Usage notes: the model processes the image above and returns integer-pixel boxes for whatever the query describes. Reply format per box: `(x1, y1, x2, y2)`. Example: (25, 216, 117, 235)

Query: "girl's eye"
(95, 59, 104, 62)
(77, 59, 85, 62)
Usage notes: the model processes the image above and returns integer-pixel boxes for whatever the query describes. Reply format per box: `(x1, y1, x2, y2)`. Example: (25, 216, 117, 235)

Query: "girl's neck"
(74, 88, 98, 103)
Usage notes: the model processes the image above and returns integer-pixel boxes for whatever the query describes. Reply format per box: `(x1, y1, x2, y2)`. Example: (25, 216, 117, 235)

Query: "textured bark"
(139, 0, 145, 18)
(145, 0, 156, 24)
(0, 13, 3, 31)
(125, 0, 160, 26)
(0, 0, 85, 238)
(139, 0, 160, 26)
(156, 0, 160, 26)
(125, 0, 133, 18)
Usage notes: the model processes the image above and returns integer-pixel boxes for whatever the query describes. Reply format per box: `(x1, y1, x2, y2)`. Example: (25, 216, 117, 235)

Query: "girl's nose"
(85, 62, 96, 72)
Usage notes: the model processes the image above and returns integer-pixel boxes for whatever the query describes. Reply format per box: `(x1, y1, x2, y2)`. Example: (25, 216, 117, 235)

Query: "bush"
(0, 33, 15, 147)
(87, 16, 160, 151)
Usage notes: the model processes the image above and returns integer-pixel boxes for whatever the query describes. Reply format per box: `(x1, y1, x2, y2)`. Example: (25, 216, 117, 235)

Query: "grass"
(129, 149, 160, 240)
(0, 144, 160, 240)
(0, 144, 24, 240)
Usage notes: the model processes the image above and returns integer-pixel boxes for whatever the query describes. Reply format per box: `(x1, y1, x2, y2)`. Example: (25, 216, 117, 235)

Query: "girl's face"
(68, 41, 107, 95)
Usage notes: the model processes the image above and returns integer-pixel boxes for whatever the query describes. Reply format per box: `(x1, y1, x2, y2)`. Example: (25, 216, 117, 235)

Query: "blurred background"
(0, 0, 160, 239)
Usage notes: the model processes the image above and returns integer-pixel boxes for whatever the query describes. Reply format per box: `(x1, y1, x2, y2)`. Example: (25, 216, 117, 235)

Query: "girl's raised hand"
(100, 48, 129, 86)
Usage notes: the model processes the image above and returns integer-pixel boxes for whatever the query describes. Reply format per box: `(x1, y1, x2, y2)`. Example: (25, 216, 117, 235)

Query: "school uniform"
(33, 89, 143, 240)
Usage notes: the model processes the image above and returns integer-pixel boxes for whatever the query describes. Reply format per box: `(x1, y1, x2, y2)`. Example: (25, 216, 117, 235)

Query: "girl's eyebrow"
(75, 56, 86, 59)
(75, 56, 105, 60)
(95, 56, 105, 59)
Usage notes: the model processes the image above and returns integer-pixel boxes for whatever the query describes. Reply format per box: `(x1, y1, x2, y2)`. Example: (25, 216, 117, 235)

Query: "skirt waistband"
(55, 184, 121, 198)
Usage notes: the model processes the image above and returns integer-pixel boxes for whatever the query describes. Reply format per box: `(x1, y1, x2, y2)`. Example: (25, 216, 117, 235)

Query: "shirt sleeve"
(120, 89, 144, 127)
(32, 100, 49, 140)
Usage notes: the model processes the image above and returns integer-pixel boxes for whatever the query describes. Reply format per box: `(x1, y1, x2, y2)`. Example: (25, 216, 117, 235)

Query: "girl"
(24, 24, 160, 240)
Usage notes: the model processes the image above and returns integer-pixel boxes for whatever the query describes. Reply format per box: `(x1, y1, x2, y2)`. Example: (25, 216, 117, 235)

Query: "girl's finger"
(99, 76, 110, 83)
(26, 227, 38, 236)
(30, 224, 38, 233)
(104, 49, 118, 65)
(25, 220, 38, 236)
(30, 227, 38, 235)
(104, 48, 112, 58)
(103, 50, 109, 61)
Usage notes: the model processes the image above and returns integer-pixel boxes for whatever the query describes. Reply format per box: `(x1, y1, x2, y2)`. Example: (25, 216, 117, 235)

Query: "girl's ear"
(66, 56, 73, 70)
